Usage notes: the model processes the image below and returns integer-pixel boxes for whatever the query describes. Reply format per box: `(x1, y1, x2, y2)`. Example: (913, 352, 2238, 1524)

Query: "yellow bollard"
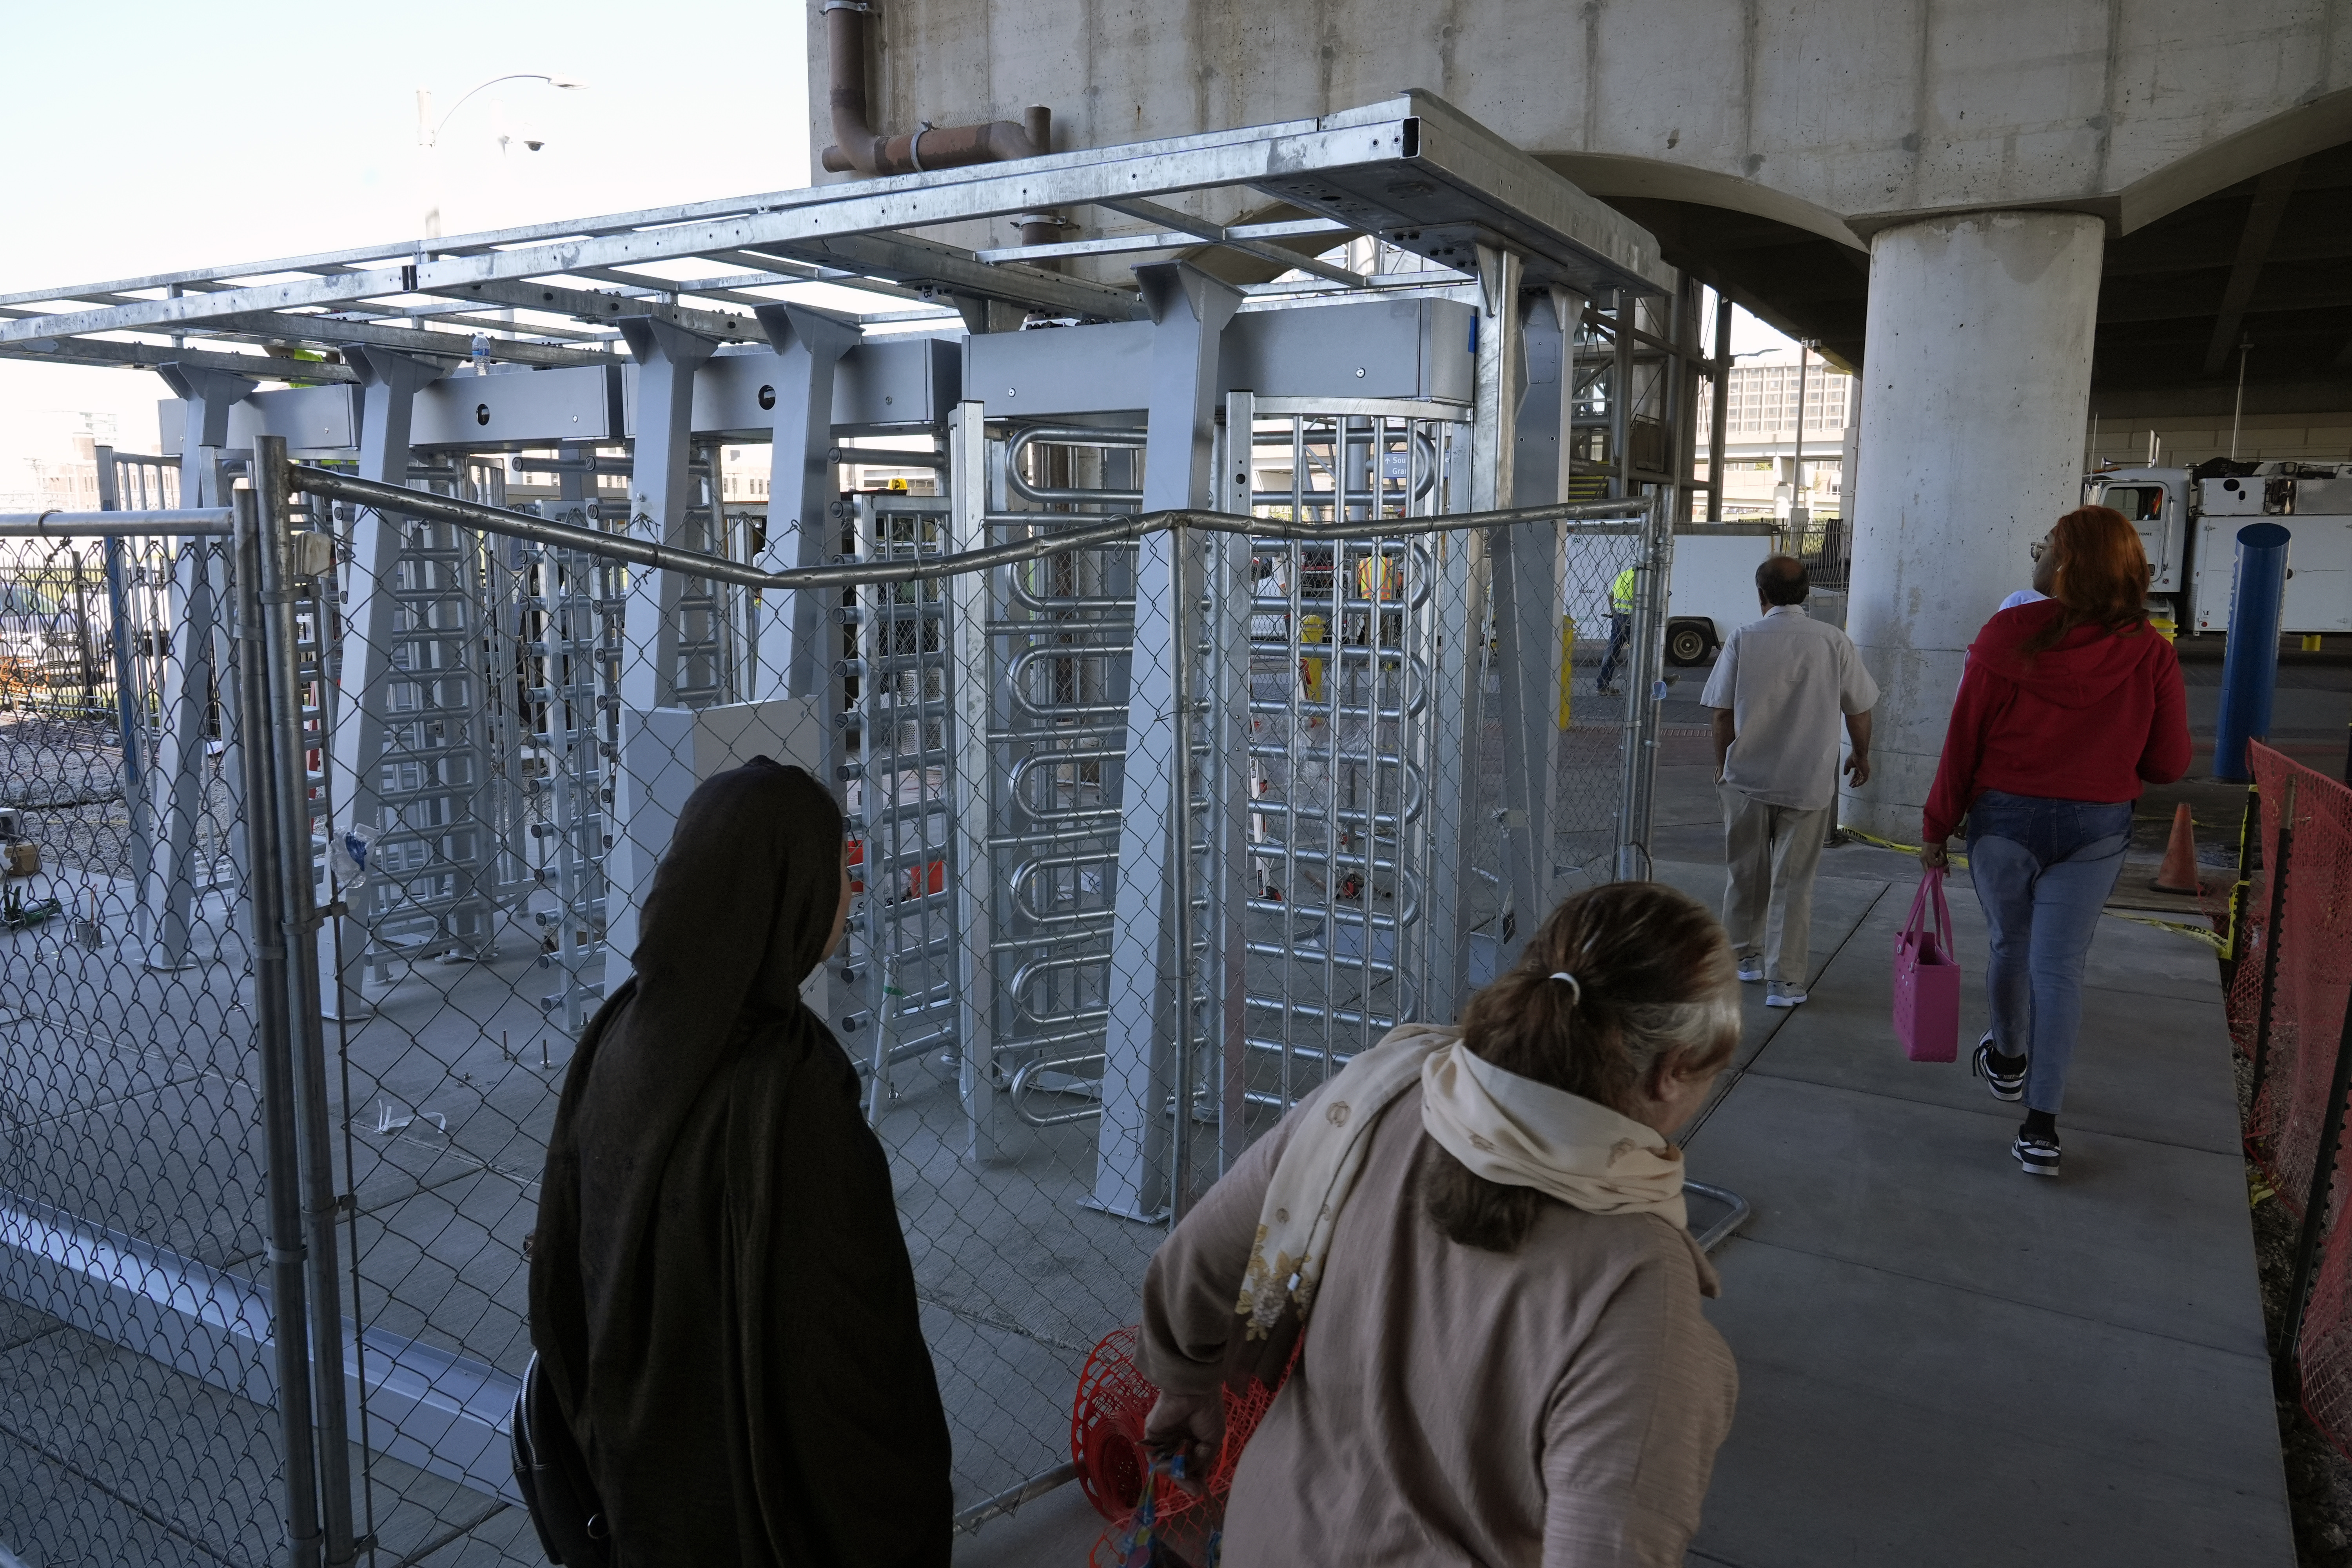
(1300, 613, 1327, 701)
(1559, 614, 1576, 729)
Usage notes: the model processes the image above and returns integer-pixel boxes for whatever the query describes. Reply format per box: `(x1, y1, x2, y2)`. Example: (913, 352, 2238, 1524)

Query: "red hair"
(2021, 506, 2151, 656)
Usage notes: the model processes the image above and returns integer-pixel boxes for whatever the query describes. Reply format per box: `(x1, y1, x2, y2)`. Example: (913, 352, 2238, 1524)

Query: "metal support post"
(752, 302, 861, 714)
(1707, 292, 1731, 523)
(606, 316, 723, 996)
(1210, 391, 1256, 1178)
(2278, 979, 2352, 1394)
(1168, 518, 1198, 1218)
(1428, 513, 1484, 1021)
(2225, 781, 2259, 976)
(1094, 260, 1239, 1221)
(254, 439, 359, 1565)
(946, 402, 1004, 1162)
(93, 446, 152, 945)
(1615, 492, 1672, 880)
(326, 345, 451, 1013)
(2249, 776, 2299, 1096)
(1608, 291, 1634, 500)
(230, 485, 325, 1568)
(1475, 245, 1560, 965)
(1671, 274, 1703, 526)
(144, 365, 254, 971)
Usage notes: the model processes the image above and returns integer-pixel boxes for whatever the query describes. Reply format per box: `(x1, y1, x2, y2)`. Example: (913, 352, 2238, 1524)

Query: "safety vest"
(1610, 566, 1637, 614)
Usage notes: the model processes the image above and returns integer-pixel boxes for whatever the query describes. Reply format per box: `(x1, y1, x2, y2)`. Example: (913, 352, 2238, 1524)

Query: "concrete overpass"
(806, 0, 2352, 837)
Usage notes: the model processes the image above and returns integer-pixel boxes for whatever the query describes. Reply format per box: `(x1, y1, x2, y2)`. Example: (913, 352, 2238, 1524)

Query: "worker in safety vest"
(1596, 564, 1637, 694)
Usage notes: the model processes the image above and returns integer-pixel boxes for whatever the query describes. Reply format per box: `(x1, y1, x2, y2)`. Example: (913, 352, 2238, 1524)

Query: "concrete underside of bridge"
(810, 0, 2352, 838)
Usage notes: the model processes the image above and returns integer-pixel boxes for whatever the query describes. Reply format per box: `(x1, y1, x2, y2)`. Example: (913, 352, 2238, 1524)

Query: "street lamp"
(416, 74, 588, 239)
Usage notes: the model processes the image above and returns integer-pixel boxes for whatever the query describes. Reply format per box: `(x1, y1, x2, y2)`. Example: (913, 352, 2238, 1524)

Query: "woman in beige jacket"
(1138, 882, 1742, 1567)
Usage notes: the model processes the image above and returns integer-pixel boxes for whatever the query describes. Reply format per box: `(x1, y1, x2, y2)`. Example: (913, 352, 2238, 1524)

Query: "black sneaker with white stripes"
(1971, 1036, 2027, 1103)
(2013, 1126, 2061, 1177)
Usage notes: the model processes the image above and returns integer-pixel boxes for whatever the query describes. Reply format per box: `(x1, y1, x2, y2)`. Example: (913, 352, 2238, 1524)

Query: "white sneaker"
(1765, 982, 1807, 1007)
(1736, 957, 1764, 983)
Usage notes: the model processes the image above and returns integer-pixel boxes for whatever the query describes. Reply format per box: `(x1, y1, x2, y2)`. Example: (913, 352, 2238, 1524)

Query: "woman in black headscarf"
(529, 758, 952, 1566)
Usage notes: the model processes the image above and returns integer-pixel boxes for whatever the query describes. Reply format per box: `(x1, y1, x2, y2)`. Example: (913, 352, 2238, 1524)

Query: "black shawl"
(529, 758, 951, 1566)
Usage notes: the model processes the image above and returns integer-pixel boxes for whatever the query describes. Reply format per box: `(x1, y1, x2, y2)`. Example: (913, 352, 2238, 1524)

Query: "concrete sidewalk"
(955, 844, 2294, 1565)
(1666, 846, 2293, 1568)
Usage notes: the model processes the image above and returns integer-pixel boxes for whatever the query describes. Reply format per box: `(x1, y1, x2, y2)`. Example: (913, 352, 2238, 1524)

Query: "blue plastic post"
(2214, 521, 2292, 782)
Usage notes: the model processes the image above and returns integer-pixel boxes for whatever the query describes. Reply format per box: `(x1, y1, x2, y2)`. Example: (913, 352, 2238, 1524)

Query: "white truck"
(2084, 461, 2352, 635)
(1664, 523, 1782, 664)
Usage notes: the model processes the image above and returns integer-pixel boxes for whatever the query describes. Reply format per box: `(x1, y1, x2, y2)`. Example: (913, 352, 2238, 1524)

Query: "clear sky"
(0, 6, 1790, 470)
(0, 1, 811, 465)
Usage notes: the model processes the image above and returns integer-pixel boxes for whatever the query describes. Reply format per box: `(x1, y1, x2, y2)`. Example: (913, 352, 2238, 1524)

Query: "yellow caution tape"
(1837, 826, 1970, 870)
(1838, 826, 2230, 953)
(2102, 910, 2230, 953)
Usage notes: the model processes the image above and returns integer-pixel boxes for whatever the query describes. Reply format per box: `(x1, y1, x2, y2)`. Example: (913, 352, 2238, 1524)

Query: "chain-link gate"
(5, 413, 1669, 1568)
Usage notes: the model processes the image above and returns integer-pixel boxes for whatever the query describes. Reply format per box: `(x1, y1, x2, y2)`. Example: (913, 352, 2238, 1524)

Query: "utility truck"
(2084, 461, 2352, 635)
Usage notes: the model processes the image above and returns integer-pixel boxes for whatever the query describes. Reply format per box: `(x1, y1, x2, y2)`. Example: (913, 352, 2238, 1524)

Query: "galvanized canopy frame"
(0, 91, 1668, 372)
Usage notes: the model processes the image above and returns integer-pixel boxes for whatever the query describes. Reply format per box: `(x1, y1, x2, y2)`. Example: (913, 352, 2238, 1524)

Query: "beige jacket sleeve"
(1539, 1217, 1739, 1568)
(1136, 1082, 1325, 1396)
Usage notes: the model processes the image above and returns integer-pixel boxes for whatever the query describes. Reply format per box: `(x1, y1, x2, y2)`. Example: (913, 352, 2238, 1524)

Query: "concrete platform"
(954, 847, 2294, 1566)
(1668, 849, 2292, 1568)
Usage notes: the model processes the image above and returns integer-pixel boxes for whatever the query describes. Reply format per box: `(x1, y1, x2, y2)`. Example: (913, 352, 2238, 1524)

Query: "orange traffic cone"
(2151, 802, 2202, 894)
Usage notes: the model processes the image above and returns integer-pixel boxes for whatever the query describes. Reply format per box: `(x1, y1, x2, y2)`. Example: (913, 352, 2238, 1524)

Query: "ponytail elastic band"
(1549, 971, 1581, 1005)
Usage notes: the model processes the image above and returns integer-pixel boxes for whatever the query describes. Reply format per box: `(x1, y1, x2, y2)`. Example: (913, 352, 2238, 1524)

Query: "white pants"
(1719, 784, 1830, 987)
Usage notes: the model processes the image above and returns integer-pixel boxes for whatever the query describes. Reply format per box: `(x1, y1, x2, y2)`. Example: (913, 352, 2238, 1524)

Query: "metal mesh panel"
(1, 526, 288, 1564)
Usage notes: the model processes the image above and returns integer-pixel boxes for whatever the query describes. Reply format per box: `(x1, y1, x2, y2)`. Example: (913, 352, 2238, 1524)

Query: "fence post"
(2224, 782, 2258, 978)
(231, 484, 327, 1568)
(1613, 490, 1671, 880)
(1169, 519, 1198, 1219)
(2248, 775, 2299, 1098)
(2277, 982, 2352, 1395)
(254, 436, 361, 1563)
(93, 446, 152, 943)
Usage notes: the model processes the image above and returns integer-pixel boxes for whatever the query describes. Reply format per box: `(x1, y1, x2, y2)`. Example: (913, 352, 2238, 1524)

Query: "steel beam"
(0, 93, 1664, 348)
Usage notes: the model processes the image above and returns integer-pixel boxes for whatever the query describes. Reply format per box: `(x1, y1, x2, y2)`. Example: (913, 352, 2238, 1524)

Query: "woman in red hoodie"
(1920, 506, 2190, 1178)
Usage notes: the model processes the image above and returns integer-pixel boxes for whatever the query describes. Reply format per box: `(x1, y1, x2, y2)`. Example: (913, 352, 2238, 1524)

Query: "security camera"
(525, 139, 546, 152)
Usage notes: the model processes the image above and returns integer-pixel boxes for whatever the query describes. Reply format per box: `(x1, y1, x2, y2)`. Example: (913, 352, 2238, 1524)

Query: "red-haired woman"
(1920, 507, 2190, 1178)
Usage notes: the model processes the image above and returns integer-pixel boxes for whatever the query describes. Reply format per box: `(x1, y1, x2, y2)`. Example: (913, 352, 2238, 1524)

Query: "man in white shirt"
(1700, 556, 1880, 1006)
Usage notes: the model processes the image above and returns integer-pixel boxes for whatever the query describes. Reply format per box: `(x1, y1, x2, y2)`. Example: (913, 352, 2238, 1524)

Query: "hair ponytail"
(1418, 882, 1740, 1252)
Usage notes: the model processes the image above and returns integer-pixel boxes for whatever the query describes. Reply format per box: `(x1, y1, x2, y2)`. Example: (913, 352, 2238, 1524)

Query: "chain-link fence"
(2, 505, 294, 1565)
(2229, 740, 2352, 1453)
(3, 418, 1667, 1564)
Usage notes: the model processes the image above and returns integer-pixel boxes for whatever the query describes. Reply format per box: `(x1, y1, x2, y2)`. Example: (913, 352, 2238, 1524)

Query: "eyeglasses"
(2028, 541, 2048, 561)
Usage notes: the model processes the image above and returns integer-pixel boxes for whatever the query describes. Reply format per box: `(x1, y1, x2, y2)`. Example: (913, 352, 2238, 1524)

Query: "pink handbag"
(1893, 869, 1962, 1062)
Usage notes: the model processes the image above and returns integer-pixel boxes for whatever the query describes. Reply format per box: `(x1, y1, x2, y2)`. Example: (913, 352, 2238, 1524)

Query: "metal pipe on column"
(230, 484, 325, 1568)
(253, 436, 360, 1565)
(1609, 291, 1634, 500)
(1708, 296, 1732, 523)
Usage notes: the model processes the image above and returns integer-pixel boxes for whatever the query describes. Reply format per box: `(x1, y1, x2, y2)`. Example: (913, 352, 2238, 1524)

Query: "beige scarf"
(1234, 1023, 1691, 1339)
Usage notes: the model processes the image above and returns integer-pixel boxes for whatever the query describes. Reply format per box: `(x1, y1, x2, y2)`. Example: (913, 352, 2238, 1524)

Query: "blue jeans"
(1965, 790, 2133, 1115)
(1597, 612, 1632, 689)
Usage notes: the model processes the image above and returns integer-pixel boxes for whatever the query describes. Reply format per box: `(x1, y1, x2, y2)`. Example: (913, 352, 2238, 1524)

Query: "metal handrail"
(270, 460, 1655, 592)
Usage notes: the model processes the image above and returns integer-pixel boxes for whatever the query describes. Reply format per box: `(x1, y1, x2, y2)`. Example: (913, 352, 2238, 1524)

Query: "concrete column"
(1842, 212, 2103, 841)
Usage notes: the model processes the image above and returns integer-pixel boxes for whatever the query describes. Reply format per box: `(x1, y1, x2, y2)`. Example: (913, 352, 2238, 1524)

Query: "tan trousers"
(1719, 784, 1831, 987)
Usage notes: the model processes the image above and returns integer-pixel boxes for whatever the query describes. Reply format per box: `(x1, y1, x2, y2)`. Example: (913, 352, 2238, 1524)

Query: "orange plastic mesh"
(2225, 744, 2352, 1455)
(1071, 1325, 1295, 1568)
